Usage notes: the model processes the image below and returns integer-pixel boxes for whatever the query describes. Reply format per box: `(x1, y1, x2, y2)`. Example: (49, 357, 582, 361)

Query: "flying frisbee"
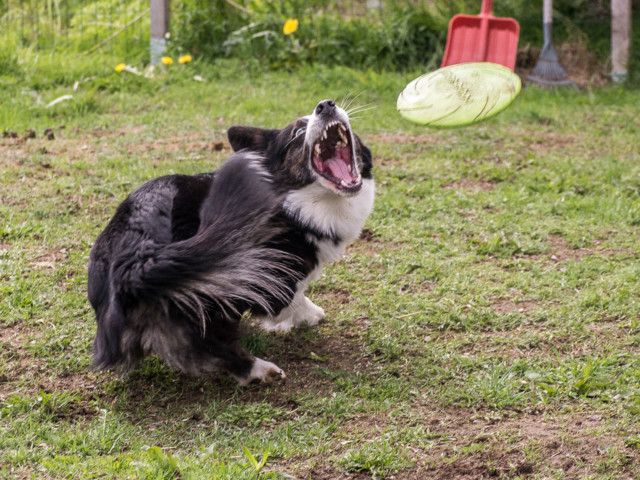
(397, 62, 521, 128)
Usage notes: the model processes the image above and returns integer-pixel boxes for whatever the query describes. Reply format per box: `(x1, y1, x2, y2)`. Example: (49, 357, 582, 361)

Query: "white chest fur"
(283, 178, 375, 265)
(256, 178, 374, 333)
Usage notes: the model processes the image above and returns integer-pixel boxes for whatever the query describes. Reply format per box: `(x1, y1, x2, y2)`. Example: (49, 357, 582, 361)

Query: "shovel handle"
(481, 0, 493, 15)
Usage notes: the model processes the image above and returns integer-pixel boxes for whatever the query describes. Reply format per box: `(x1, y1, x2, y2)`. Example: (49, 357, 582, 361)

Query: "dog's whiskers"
(344, 90, 367, 112)
(339, 91, 353, 109)
(346, 103, 379, 117)
(348, 115, 374, 121)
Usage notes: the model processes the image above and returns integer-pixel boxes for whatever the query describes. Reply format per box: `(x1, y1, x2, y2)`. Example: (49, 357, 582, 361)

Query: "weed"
(243, 444, 271, 472)
(144, 446, 182, 479)
(335, 440, 413, 478)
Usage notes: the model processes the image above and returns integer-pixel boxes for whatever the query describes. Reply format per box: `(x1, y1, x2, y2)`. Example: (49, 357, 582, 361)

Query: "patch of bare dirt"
(501, 234, 636, 268)
(490, 297, 540, 315)
(281, 406, 639, 480)
(125, 133, 227, 158)
(0, 128, 228, 165)
(314, 289, 352, 305)
(259, 330, 372, 399)
(426, 408, 636, 479)
(29, 247, 70, 270)
(546, 234, 593, 263)
(91, 125, 147, 138)
(545, 234, 637, 264)
(0, 323, 29, 349)
(527, 131, 579, 151)
(419, 281, 437, 293)
(443, 179, 496, 192)
(0, 134, 110, 163)
(447, 315, 639, 360)
(349, 227, 399, 256)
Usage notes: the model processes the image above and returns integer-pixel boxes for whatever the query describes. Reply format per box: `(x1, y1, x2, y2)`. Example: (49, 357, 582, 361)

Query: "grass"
(1, 56, 640, 479)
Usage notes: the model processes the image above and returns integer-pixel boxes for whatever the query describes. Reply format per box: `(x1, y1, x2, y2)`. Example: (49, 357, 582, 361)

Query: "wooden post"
(150, 0, 170, 65)
(611, 0, 631, 82)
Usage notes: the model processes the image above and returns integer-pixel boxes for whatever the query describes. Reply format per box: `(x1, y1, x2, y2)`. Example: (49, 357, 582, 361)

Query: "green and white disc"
(397, 62, 521, 128)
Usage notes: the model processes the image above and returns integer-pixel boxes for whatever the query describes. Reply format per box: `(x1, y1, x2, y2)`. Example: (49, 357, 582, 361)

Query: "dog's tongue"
(324, 157, 351, 181)
(324, 146, 355, 182)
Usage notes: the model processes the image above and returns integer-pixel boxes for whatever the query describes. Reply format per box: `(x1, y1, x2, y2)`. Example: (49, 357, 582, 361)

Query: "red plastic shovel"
(441, 0, 520, 71)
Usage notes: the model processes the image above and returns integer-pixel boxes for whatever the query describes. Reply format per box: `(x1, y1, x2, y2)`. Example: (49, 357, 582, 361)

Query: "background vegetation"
(1, 0, 639, 82)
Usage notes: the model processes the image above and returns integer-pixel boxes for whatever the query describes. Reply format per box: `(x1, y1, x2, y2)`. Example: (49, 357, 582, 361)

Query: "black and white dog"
(87, 100, 374, 386)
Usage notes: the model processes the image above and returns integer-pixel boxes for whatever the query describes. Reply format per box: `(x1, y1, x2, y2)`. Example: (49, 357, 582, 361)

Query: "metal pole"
(150, 0, 170, 65)
(611, 0, 632, 83)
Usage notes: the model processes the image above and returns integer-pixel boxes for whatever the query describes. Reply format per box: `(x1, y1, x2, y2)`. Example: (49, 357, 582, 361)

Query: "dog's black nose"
(315, 100, 336, 116)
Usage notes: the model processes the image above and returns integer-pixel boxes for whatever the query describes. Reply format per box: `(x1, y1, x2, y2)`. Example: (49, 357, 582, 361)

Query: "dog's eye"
(295, 127, 306, 137)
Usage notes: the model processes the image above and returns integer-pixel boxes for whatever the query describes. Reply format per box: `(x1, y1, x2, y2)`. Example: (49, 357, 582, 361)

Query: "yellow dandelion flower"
(115, 63, 126, 73)
(161, 56, 173, 65)
(283, 18, 299, 35)
(178, 55, 192, 64)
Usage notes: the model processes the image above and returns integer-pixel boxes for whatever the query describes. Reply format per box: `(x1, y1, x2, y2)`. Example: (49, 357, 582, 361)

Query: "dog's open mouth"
(311, 121, 361, 192)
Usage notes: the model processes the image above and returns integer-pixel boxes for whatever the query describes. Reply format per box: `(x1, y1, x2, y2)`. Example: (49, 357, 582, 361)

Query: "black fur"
(88, 102, 373, 384)
(88, 156, 302, 379)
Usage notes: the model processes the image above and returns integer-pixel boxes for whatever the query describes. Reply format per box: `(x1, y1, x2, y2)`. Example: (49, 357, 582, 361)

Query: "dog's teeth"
(322, 130, 327, 140)
(314, 144, 321, 155)
(348, 163, 352, 173)
(340, 180, 349, 187)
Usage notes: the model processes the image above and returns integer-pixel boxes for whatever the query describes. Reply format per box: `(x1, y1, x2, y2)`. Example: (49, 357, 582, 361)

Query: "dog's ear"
(227, 126, 279, 153)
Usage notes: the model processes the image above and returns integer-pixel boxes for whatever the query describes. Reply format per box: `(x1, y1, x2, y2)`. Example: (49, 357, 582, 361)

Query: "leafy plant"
(336, 440, 413, 478)
(144, 446, 182, 479)
(0, 391, 79, 418)
(172, 2, 445, 71)
(243, 445, 271, 473)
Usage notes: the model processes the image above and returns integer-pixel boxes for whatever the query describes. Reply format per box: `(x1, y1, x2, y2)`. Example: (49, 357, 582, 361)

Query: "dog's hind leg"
(138, 316, 285, 385)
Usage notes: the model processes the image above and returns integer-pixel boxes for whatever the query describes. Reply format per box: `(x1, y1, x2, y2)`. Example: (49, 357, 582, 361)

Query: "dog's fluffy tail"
(89, 156, 300, 370)
(113, 223, 297, 317)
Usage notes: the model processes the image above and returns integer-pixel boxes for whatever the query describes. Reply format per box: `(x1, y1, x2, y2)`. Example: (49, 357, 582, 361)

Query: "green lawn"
(1, 58, 640, 479)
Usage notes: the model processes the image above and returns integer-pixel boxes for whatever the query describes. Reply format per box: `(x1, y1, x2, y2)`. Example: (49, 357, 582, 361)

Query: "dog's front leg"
(258, 291, 325, 333)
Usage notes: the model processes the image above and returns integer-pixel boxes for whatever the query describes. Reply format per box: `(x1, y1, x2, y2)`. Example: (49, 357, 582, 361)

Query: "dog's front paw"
(260, 317, 295, 333)
(262, 365, 286, 384)
(294, 296, 325, 327)
(236, 358, 286, 386)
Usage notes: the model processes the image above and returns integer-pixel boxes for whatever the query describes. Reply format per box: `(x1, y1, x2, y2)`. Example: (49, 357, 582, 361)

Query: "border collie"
(87, 100, 374, 386)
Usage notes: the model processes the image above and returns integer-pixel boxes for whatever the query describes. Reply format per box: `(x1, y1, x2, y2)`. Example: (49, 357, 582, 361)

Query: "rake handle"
(542, 0, 554, 50)
(543, 0, 553, 24)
